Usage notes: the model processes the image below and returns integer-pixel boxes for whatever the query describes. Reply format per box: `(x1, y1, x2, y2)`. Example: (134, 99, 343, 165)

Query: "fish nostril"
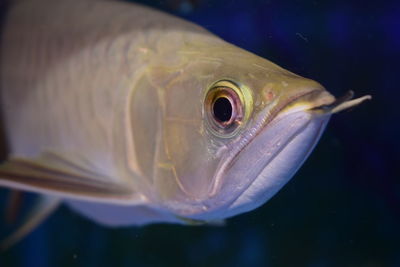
(261, 83, 275, 103)
(264, 91, 274, 102)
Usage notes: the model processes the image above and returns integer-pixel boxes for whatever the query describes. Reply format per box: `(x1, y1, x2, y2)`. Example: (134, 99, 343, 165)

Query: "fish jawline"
(223, 115, 329, 217)
(192, 110, 326, 220)
(208, 88, 327, 197)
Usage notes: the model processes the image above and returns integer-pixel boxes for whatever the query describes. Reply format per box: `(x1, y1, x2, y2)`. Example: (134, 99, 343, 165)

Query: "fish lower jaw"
(182, 112, 329, 221)
(223, 116, 329, 218)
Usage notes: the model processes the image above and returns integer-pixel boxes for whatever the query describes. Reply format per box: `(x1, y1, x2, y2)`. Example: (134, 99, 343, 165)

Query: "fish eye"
(213, 96, 232, 122)
(204, 80, 244, 137)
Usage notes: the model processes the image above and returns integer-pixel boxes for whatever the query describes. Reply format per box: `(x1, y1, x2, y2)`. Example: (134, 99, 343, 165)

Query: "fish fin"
(175, 216, 207, 225)
(4, 190, 24, 225)
(0, 153, 146, 205)
(175, 216, 226, 226)
(0, 195, 60, 251)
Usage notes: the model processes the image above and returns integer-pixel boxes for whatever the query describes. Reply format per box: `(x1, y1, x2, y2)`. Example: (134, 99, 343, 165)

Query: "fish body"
(0, 0, 370, 241)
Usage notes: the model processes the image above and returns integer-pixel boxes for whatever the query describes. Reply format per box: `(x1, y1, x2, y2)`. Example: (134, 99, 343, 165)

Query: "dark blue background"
(1, 0, 399, 266)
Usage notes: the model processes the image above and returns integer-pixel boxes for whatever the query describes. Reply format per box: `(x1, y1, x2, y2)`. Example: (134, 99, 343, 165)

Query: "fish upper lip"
(208, 87, 329, 199)
(231, 88, 327, 160)
(264, 88, 329, 122)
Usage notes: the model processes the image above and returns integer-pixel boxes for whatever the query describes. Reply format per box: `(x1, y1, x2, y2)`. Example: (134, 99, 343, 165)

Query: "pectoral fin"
(0, 152, 145, 205)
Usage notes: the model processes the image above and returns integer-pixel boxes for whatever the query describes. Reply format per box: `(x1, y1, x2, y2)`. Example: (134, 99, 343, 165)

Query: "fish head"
(144, 41, 368, 221)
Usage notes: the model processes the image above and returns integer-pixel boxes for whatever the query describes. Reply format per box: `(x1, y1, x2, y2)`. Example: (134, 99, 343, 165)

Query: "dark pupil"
(213, 97, 232, 122)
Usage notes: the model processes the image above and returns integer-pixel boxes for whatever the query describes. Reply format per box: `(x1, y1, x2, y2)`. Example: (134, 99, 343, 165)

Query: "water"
(1, 0, 399, 266)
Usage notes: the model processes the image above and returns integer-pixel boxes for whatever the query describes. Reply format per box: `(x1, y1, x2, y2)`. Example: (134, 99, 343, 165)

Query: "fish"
(0, 0, 371, 248)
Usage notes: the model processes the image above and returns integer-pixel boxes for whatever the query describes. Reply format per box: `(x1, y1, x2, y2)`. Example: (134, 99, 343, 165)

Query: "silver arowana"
(0, 0, 370, 247)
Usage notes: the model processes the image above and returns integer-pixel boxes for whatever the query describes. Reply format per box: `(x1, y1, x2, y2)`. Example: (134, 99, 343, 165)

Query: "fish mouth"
(190, 86, 366, 217)
(178, 88, 370, 219)
(192, 88, 371, 219)
(225, 112, 329, 217)
(208, 88, 333, 196)
(175, 89, 326, 218)
(214, 91, 371, 218)
(193, 110, 327, 220)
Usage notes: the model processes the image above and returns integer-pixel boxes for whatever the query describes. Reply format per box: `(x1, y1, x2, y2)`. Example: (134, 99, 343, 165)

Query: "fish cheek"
(158, 122, 217, 200)
(141, 62, 224, 204)
(154, 79, 219, 202)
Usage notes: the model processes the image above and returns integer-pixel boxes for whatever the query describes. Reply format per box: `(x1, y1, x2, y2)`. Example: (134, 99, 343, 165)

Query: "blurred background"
(0, 0, 398, 266)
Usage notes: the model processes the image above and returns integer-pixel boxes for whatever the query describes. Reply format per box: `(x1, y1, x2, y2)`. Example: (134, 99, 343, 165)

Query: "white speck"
(296, 32, 309, 43)
(281, 81, 289, 87)
(180, 2, 193, 14)
(138, 47, 149, 54)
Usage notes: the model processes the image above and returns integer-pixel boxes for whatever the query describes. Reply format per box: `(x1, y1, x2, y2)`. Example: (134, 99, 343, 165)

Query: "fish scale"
(1, 0, 147, 182)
